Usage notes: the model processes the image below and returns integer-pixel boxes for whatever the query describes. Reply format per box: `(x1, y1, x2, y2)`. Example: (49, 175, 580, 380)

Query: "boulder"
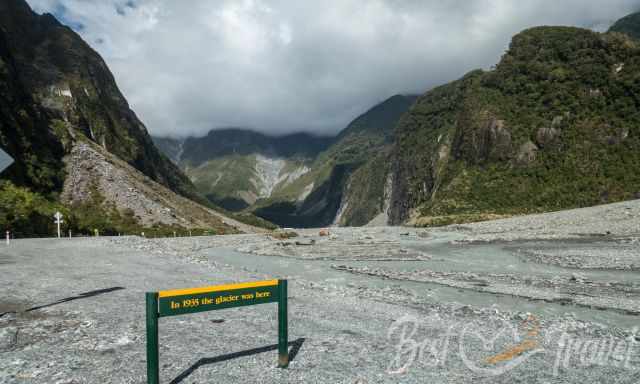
(516, 141, 538, 165)
(0, 327, 17, 351)
(536, 127, 559, 148)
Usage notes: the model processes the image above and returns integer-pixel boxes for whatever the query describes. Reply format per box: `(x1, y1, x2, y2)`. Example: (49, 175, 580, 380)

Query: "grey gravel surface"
(517, 238, 640, 270)
(1, 201, 640, 383)
(447, 199, 640, 242)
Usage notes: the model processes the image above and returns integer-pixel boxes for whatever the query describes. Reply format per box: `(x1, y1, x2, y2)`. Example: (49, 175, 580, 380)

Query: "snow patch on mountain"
(253, 155, 287, 198)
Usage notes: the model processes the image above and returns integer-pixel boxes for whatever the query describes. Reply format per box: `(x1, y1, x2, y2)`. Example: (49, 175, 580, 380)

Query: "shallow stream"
(197, 232, 639, 329)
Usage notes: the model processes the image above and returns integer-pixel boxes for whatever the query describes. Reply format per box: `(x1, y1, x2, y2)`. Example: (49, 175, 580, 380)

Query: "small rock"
(570, 273, 585, 283)
(516, 141, 538, 165)
(0, 326, 18, 351)
(536, 127, 559, 148)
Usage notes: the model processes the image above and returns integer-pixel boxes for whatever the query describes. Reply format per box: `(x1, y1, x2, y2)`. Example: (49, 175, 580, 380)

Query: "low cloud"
(27, 0, 640, 137)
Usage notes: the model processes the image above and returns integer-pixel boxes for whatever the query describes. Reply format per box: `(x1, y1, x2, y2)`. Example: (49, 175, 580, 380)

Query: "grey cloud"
(27, 0, 640, 138)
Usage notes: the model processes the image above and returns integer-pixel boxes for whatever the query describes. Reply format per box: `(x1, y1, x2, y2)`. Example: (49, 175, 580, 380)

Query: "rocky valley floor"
(1, 200, 639, 383)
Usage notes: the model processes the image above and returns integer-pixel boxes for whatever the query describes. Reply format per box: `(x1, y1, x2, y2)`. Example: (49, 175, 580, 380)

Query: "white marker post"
(1, 149, 13, 246)
(54, 211, 64, 239)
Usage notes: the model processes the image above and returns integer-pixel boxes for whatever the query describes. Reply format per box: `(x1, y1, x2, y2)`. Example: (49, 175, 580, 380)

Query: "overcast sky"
(26, 0, 640, 138)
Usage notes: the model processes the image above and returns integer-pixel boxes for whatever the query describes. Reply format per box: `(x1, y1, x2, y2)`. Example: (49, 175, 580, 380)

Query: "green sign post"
(146, 279, 288, 384)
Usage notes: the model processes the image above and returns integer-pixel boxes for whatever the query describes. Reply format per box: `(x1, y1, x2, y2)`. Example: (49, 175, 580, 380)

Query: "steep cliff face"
(390, 26, 640, 226)
(0, 14, 66, 195)
(314, 95, 419, 227)
(0, 0, 196, 199)
(253, 95, 417, 227)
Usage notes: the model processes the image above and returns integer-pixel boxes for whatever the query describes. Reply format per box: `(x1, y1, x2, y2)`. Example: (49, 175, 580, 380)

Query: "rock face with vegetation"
(0, 0, 262, 236)
(389, 25, 640, 226)
(271, 94, 417, 228)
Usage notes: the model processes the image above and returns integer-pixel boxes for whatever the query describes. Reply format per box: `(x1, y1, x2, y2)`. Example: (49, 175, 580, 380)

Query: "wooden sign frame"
(146, 279, 288, 384)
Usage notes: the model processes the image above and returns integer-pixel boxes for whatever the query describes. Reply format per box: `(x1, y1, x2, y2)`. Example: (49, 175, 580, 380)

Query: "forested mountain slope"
(389, 26, 640, 226)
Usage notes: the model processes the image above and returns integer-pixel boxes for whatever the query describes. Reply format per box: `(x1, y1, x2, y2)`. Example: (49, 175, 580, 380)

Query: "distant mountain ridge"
(184, 129, 334, 166)
(154, 94, 418, 226)
(154, 128, 334, 167)
(153, 129, 334, 211)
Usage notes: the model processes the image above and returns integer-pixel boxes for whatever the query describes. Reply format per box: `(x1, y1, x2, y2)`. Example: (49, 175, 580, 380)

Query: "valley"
(153, 22, 640, 231)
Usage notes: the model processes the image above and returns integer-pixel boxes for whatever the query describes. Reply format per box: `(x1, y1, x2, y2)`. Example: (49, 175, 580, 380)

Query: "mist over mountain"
(179, 129, 334, 166)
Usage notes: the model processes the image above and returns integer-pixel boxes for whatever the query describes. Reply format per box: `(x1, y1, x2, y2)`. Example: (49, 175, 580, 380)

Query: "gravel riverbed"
(1, 200, 639, 383)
